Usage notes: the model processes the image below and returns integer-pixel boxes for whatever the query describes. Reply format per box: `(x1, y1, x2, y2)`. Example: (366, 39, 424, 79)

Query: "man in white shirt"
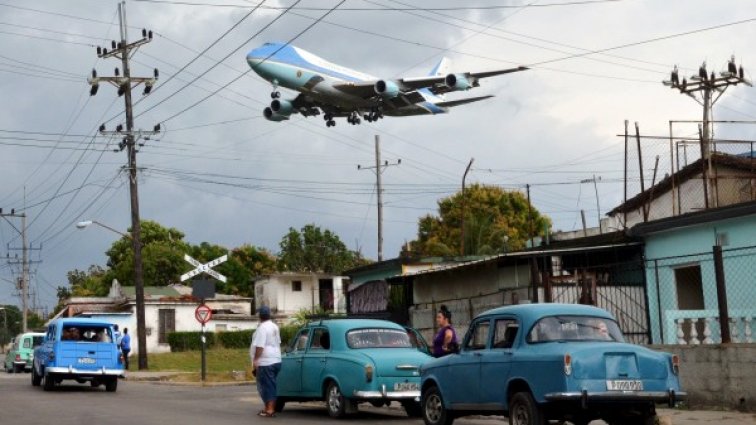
(251, 305, 282, 417)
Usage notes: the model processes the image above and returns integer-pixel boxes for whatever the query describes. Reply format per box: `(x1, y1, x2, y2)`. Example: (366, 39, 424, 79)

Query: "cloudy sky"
(0, 0, 754, 311)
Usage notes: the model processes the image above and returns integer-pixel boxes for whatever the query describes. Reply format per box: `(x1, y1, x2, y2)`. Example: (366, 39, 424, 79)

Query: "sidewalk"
(124, 370, 254, 387)
(656, 408, 756, 425)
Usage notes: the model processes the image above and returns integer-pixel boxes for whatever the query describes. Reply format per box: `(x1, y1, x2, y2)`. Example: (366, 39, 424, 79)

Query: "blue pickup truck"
(32, 318, 125, 392)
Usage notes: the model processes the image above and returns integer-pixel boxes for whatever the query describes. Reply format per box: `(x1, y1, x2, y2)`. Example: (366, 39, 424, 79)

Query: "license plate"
(606, 380, 643, 391)
(78, 357, 96, 365)
(394, 382, 419, 391)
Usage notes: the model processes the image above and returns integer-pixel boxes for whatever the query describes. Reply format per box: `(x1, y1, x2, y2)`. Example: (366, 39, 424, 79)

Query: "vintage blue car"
(32, 318, 125, 392)
(276, 318, 431, 417)
(420, 304, 686, 425)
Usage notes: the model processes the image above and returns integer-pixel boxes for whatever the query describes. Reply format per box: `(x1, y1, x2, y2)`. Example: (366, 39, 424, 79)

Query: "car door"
(479, 316, 520, 409)
(277, 328, 310, 395)
(301, 327, 330, 396)
(447, 318, 491, 409)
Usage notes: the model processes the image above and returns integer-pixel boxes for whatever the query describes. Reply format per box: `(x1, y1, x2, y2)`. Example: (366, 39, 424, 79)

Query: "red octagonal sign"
(195, 304, 213, 325)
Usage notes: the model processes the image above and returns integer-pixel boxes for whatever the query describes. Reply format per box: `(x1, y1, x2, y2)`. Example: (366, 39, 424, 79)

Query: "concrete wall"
(651, 344, 756, 411)
(410, 261, 531, 343)
(255, 274, 347, 316)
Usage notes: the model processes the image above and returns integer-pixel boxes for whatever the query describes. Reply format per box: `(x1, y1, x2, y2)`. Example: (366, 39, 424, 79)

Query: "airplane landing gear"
(270, 91, 281, 99)
(363, 108, 383, 122)
(347, 112, 361, 125)
(324, 113, 336, 127)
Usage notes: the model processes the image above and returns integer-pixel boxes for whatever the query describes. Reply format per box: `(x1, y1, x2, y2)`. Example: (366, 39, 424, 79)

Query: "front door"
(448, 319, 491, 408)
(277, 329, 309, 395)
(479, 317, 519, 408)
(301, 327, 331, 396)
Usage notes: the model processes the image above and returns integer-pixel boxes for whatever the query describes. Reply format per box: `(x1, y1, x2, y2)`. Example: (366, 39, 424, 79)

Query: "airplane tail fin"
(428, 57, 450, 100)
(429, 57, 450, 77)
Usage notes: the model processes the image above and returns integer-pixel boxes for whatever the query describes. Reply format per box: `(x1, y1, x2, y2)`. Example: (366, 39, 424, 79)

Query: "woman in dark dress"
(432, 305, 458, 357)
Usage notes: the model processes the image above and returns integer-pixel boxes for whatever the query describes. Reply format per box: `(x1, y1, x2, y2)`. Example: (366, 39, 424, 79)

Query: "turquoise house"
(632, 201, 756, 344)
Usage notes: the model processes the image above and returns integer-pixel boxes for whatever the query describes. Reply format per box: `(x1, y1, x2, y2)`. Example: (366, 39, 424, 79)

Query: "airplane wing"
(333, 65, 527, 100)
(434, 95, 494, 108)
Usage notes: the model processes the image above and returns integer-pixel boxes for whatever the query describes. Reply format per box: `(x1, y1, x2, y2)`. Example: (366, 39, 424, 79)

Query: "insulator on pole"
(111, 40, 116, 49)
(154, 68, 159, 79)
(142, 28, 147, 38)
(115, 67, 120, 77)
(97, 46, 102, 55)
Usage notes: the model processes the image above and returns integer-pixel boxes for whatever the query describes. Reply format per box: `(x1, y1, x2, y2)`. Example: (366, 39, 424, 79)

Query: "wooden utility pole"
(357, 135, 400, 261)
(88, 1, 159, 370)
(635, 122, 647, 222)
(460, 158, 474, 256)
(663, 58, 752, 209)
(0, 209, 32, 332)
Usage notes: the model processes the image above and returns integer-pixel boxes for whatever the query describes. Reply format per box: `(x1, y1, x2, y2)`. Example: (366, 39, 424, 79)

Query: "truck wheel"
(508, 392, 545, 425)
(31, 366, 42, 386)
(105, 377, 118, 392)
(422, 385, 454, 425)
(43, 372, 56, 391)
(326, 382, 347, 418)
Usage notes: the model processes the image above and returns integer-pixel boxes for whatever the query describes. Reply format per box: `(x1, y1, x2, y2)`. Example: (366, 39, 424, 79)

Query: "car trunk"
(58, 342, 116, 370)
(570, 342, 668, 380)
(360, 349, 428, 378)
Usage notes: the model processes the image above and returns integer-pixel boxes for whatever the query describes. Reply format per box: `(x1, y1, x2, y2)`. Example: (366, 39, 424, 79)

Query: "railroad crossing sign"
(195, 304, 213, 325)
(180, 254, 228, 283)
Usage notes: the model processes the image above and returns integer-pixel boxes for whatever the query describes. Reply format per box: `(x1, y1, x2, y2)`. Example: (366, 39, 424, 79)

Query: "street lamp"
(76, 219, 147, 370)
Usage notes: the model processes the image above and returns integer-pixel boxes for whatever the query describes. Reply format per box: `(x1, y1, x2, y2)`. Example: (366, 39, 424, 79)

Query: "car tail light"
(671, 355, 680, 375)
(564, 353, 572, 376)
(365, 364, 374, 383)
(15, 354, 21, 362)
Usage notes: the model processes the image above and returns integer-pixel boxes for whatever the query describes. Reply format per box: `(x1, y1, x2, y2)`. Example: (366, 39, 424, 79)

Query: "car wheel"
(105, 377, 118, 392)
(422, 385, 454, 425)
(402, 400, 423, 418)
(42, 372, 56, 391)
(3, 363, 10, 374)
(31, 366, 42, 387)
(326, 382, 347, 418)
(508, 392, 545, 425)
(274, 397, 286, 413)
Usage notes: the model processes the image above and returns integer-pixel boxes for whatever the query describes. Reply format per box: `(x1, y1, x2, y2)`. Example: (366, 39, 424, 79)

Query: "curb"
(126, 376, 256, 387)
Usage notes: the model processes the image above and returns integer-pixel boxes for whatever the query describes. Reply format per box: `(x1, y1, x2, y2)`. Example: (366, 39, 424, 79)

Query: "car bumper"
(46, 366, 125, 377)
(353, 385, 420, 400)
(545, 389, 687, 407)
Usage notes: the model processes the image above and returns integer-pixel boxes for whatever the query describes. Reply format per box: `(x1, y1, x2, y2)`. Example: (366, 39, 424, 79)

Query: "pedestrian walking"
(432, 305, 458, 357)
(251, 306, 281, 418)
(113, 324, 122, 346)
(120, 328, 131, 370)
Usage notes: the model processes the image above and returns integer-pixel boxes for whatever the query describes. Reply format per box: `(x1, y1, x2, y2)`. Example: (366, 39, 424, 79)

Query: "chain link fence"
(646, 245, 756, 345)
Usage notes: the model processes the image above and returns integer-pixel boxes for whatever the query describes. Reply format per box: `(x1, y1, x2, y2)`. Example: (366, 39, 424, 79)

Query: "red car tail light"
(564, 353, 572, 376)
(671, 354, 680, 375)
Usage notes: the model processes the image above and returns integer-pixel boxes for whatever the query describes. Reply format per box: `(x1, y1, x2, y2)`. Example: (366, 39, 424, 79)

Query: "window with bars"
(158, 309, 176, 344)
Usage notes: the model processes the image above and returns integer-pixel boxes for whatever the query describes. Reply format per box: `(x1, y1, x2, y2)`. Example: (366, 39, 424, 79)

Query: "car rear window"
(527, 315, 624, 343)
(346, 328, 412, 349)
(61, 325, 113, 343)
(32, 336, 44, 347)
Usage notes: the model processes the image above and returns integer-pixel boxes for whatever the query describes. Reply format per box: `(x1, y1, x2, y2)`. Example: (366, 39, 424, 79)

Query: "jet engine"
(444, 73, 472, 91)
(374, 80, 400, 98)
(271, 99, 294, 116)
(264, 107, 289, 121)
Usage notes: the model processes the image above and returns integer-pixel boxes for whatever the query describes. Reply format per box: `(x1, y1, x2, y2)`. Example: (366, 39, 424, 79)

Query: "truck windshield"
(61, 325, 113, 343)
(346, 328, 413, 349)
(527, 315, 624, 343)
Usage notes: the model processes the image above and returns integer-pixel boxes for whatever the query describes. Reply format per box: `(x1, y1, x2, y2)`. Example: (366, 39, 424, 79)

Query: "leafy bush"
(216, 330, 253, 349)
(167, 331, 216, 352)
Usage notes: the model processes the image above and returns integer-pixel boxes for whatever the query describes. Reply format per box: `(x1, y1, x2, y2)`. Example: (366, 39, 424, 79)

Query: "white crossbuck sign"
(180, 254, 228, 283)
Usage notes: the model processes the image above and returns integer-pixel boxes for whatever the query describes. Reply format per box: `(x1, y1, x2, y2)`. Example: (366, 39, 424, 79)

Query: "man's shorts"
(256, 363, 282, 403)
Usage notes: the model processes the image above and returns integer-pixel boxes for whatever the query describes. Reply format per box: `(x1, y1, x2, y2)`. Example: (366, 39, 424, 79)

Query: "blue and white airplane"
(246, 42, 527, 127)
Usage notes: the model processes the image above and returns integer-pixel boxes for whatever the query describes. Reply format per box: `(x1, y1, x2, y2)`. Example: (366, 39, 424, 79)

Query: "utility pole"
(0, 208, 39, 332)
(460, 158, 474, 256)
(357, 135, 400, 261)
(580, 175, 602, 233)
(663, 58, 752, 208)
(88, 1, 159, 370)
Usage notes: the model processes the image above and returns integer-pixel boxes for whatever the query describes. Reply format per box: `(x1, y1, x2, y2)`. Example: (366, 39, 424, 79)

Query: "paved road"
(1, 372, 753, 425)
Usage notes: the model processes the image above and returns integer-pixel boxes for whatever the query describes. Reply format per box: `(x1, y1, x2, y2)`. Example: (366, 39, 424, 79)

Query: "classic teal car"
(4, 332, 45, 373)
(420, 304, 686, 425)
(276, 319, 431, 418)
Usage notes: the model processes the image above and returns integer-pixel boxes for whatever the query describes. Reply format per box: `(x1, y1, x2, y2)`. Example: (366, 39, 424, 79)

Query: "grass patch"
(148, 348, 252, 378)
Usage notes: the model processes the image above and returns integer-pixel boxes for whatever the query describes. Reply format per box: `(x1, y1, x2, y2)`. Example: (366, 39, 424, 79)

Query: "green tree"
(104, 220, 191, 287)
(277, 224, 370, 274)
(408, 184, 551, 256)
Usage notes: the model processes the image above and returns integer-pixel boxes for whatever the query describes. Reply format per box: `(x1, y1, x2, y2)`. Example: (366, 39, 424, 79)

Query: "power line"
(131, 0, 628, 10)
